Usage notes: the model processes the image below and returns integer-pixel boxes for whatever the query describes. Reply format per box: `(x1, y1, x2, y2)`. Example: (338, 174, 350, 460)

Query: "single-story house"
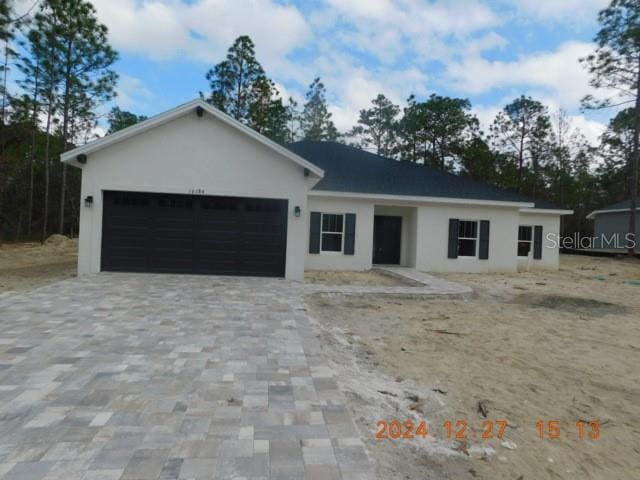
(61, 99, 573, 281)
(587, 200, 639, 251)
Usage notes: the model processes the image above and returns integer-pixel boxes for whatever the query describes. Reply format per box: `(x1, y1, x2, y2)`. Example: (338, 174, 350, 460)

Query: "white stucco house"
(61, 99, 573, 281)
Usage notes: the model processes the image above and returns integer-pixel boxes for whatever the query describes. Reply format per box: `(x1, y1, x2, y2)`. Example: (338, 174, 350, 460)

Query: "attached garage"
(101, 191, 288, 277)
(62, 100, 324, 281)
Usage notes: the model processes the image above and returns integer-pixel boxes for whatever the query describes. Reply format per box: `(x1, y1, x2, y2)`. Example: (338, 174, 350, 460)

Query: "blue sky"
(21, 0, 615, 142)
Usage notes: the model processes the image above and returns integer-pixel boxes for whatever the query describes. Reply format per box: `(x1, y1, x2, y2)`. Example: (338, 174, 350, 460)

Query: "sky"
(16, 0, 615, 144)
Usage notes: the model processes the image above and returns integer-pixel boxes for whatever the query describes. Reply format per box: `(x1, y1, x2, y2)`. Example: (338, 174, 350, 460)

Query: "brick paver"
(0, 274, 376, 480)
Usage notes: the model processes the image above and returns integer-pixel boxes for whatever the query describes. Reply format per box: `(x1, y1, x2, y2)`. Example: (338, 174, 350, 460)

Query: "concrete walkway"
(0, 274, 374, 480)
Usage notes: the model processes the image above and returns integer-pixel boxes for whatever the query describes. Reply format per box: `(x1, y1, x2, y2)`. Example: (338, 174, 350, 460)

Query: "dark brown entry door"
(373, 215, 402, 265)
(101, 191, 287, 277)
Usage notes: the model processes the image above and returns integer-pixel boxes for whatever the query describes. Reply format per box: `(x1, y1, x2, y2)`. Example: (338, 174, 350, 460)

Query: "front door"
(373, 215, 402, 265)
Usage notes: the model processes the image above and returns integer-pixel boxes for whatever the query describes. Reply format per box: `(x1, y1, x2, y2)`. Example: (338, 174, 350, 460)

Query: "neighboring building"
(61, 99, 573, 281)
(587, 200, 640, 251)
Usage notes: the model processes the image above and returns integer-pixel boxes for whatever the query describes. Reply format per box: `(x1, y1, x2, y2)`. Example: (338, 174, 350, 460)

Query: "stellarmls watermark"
(546, 233, 637, 250)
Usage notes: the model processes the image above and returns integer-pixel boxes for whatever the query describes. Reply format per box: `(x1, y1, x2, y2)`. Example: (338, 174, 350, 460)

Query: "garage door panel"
(107, 214, 149, 225)
(102, 191, 287, 276)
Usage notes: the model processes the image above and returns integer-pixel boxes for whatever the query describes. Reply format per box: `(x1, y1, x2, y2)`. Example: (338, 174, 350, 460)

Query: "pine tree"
(301, 78, 338, 141)
(206, 35, 264, 122)
(598, 109, 636, 204)
(421, 94, 477, 171)
(45, 0, 118, 234)
(0, 0, 13, 126)
(459, 136, 501, 184)
(582, 0, 640, 255)
(349, 94, 399, 156)
(547, 110, 588, 207)
(15, 28, 45, 238)
(397, 96, 425, 163)
(285, 97, 301, 143)
(246, 76, 288, 143)
(108, 107, 147, 134)
(397, 95, 477, 170)
(490, 96, 551, 195)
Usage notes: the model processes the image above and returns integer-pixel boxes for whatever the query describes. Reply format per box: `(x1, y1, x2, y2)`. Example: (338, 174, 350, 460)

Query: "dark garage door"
(101, 191, 288, 277)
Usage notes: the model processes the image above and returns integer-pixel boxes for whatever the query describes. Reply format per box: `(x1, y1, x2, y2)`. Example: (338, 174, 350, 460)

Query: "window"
(458, 220, 478, 257)
(321, 213, 344, 252)
(518, 226, 533, 257)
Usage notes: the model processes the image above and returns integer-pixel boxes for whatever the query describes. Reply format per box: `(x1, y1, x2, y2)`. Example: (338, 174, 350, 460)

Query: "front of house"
(61, 100, 572, 281)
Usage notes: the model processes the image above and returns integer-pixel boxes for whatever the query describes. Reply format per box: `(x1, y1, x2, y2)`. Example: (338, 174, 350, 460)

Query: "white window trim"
(320, 213, 345, 254)
(518, 225, 533, 258)
(458, 220, 479, 258)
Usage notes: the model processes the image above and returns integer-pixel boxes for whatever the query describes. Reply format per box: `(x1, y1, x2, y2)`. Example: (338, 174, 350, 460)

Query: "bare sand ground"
(305, 269, 407, 286)
(305, 255, 640, 480)
(0, 235, 77, 294)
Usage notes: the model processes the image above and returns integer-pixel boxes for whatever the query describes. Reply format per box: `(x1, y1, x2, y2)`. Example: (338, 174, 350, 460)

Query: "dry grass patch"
(0, 235, 77, 293)
(304, 269, 407, 286)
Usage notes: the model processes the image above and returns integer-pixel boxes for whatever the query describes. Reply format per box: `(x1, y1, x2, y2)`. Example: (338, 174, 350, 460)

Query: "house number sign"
(188, 188, 205, 194)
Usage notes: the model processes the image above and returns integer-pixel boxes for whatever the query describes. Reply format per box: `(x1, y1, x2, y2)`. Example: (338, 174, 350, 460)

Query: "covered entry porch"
(373, 205, 418, 267)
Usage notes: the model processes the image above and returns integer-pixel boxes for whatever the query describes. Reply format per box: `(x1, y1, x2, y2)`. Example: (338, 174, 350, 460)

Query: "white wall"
(304, 197, 563, 274)
(76, 111, 315, 280)
(517, 213, 561, 270)
(415, 204, 521, 273)
(305, 197, 374, 271)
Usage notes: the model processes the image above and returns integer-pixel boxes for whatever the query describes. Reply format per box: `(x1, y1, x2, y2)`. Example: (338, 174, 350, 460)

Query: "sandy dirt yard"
(305, 255, 640, 480)
(0, 235, 77, 294)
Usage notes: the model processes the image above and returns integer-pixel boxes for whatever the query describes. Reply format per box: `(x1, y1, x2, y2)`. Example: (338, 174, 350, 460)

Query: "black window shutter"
(448, 218, 459, 259)
(479, 220, 490, 260)
(309, 212, 321, 254)
(344, 213, 356, 255)
(533, 225, 543, 260)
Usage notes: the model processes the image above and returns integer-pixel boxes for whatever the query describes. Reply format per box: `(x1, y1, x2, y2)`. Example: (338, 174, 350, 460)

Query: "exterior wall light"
(294, 206, 301, 217)
(84, 196, 93, 207)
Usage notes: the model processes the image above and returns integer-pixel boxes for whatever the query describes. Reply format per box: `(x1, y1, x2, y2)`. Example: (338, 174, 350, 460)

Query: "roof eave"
(520, 208, 574, 216)
(586, 207, 634, 219)
(60, 99, 324, 178)
(309, 190, 535, 208)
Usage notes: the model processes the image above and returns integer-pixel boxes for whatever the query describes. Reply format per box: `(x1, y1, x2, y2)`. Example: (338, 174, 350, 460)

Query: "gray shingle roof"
(533, 199, 565, 210)
(288, 140, 546, 206)
(599, 199, 634, 211)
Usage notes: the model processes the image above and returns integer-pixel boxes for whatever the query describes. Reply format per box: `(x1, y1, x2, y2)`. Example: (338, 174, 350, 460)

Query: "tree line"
(0, 0, 117, 243)
(1, 0, 638, 251)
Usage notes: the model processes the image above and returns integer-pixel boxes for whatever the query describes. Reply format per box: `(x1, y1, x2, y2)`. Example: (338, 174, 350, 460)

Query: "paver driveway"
(0, 274, 373, 480)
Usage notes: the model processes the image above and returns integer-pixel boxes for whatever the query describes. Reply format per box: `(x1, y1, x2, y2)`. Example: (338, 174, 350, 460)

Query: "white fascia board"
(586, 208, 632, 219)
(60, 99, 324, 178)
(309, 190, 535, 208)
(520, 208, 574, 216)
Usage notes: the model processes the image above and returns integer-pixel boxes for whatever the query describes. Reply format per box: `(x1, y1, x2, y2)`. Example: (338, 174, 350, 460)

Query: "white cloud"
(85, 0, 609, 142)
(92, 0, 189, 61)
(473, 104, 501, 134)
(566, 114, 606, 146)
(115, 75, 153, 110)
(92, 0, 310, 69)
(447, 41, 603, 109)
(507, 0, 609, 22)
(473, 103, 605, 147)
(316, 0, 502, 64)
(312, 53, 428, 131)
